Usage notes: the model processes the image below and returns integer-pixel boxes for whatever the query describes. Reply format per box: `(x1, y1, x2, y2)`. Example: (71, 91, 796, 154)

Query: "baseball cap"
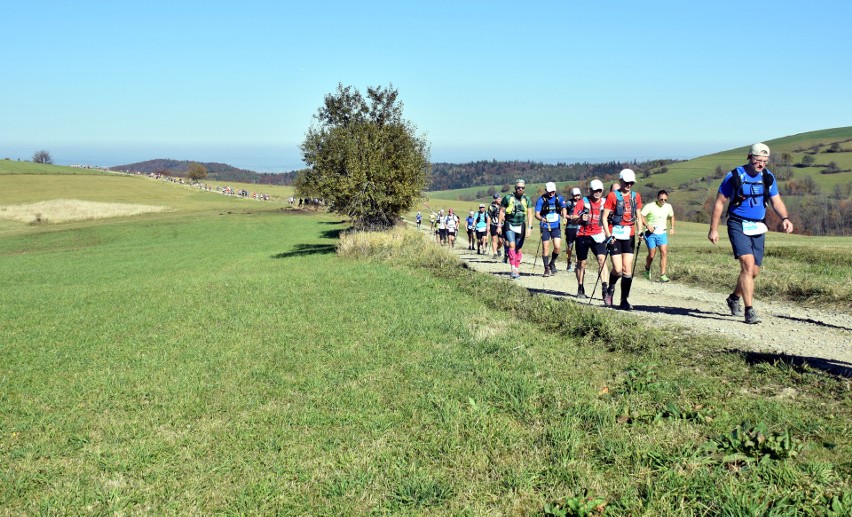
(545, 181, 557, 193)
(493, 193, 501, 199)
(571, 188, 581, 196)
(619, 169, 637, 183)
(469, 211, 474, 215)
(590, 179, 604, 191)
(515, 179, 526, 187)
(750, 143, 770, 157)
(479, 203, 485, 208)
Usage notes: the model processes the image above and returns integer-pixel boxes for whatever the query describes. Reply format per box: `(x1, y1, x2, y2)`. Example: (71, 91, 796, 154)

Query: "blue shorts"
(503, 224, 527, 251)
(540, 226, 561, 242)
(727, 218, 765, 266)
(645, 232, 668, 249)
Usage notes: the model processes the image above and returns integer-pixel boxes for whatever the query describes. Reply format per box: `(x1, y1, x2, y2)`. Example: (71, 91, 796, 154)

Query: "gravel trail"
(450, 243, 852, 374)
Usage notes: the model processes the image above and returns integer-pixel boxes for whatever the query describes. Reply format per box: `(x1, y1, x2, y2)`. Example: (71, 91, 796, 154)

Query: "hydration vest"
(487, 204, 501, 225)
(727, 166, 775, 216)
(582, 197, 605, 226)
(611, 190, 637, 226)
(538, 194, 564, 217)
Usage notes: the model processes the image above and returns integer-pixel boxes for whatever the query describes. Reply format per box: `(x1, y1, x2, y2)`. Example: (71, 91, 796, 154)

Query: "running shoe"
(567, 263, 575, 272)
(643, 269, 651, 281)
(659, 275, 670, 283)
(510, 269, 520, 280)
(493, 253, 498, 259)
(744, 307, 762, 324)
(726, 296, 744, 317)
(550, 263, 558, 275)
(503, 253, 509, 264)
(543, 269, 551, 278)
(576, 287, 587, 300)
(603, 288, 614, 307)
(619, 300, 633, 311)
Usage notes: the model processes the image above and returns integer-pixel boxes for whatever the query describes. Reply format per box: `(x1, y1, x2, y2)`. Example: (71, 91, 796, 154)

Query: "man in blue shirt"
(534, 182, 567, 277)
(708, 143, 794, 324)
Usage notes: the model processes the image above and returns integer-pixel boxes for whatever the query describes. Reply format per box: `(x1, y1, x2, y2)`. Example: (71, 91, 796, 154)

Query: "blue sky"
(2, 0, 850, 172)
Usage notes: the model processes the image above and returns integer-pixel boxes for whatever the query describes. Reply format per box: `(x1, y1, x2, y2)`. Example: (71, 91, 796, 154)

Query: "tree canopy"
(296, 84, 430, 229)
(32, 150, 53, 164)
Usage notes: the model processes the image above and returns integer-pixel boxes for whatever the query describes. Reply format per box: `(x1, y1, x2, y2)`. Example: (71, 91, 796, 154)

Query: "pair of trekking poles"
(586, 236, 643, 305)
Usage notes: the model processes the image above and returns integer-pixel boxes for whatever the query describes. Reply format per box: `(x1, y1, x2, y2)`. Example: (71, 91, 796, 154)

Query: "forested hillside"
(429, 159, 680, 191)
(111, 159, 298, 185)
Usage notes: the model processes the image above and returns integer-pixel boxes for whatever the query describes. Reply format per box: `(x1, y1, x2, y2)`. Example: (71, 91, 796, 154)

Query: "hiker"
(571, 179, 609, 300)
(436, 209, 448, 245)
(445, 208, 460, 248)
(564, 187, 582, 272)
(602, 169, 644, 310)
(499, 179, 533, 280)
(466, 211, 476, 250)
(487, 193, 503, 258)
(534, 182, 567, 277)
(474, 203, 489, 254)
(708, 143, 793, 324)
(641, 190, 675, 282)
(416, 211, 422, 230)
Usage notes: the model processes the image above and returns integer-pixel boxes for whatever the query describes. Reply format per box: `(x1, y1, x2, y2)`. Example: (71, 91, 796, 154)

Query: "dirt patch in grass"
(0, 199, 169, 224)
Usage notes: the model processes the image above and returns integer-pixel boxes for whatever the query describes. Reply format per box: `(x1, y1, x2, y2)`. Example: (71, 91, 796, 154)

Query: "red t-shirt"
(603, 191, 643, 236)
(573, 197, 606, 237)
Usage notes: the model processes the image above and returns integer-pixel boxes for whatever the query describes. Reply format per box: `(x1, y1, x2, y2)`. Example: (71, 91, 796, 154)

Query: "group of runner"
(419, 142, 791, 322)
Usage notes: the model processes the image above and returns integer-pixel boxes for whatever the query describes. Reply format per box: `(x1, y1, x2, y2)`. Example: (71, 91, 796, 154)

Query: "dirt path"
(446, 239, 852, 374)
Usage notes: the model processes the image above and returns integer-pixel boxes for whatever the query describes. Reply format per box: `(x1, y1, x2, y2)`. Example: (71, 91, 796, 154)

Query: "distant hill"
(110, 159, 297, 186)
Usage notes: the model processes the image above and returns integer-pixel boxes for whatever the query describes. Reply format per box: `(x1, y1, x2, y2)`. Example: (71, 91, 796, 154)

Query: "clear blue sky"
(2, 0, 851, 172)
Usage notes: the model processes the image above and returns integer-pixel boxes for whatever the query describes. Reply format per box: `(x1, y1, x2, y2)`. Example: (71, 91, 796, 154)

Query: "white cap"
(479, 203, 485, 208)
(619, 169, 637, 182)
(545, 181, 557, 192)
(750, 142, 770, 157)
(516, 179, 526, 187)
(590, 179, 604, 191)
(571, 188, 581, 195)
(470, 211, 474, 215)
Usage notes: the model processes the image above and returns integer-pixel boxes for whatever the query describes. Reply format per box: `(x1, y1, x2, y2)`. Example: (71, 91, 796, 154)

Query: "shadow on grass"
(271, 243, 336, 259)
(732, 350, 852, 378)
(321, 228, 346, 239)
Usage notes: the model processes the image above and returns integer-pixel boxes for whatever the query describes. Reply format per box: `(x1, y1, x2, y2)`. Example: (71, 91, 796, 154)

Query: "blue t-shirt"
(535, 194, 565, 230)
(465, 216, 475, 230)
(719, 167, 779, 221)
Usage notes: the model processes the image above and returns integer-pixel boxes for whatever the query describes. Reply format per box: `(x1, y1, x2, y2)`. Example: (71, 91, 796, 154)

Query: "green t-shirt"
(640, 201, 674, 234)
(501, 194, 531, 226)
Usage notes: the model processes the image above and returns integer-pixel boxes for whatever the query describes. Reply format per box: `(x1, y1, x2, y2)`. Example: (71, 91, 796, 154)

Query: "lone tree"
(32, 150, 53, 164)
(296, 83, 430, 229)
(187, 162, 208, 182)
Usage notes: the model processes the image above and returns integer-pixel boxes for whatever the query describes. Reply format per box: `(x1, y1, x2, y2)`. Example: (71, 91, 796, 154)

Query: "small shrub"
(544, 491, 606, 516)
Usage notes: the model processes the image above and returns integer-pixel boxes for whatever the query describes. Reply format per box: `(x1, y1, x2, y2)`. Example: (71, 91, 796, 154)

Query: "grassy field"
(2, 167, 851, 513)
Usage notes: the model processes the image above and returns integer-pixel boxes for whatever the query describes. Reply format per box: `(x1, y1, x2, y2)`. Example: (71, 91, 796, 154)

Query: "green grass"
(2, 199, 851, 513)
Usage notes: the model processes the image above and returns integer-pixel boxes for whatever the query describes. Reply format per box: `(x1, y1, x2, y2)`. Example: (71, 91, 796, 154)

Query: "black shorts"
(609, 237, 636, 256)
(576, 236, 606, 261)
(540, 226, 561, 242)
(489, 225, 499, 237)
(476, 230, 487, 239)
(565, 226, 579, 244)
(439, 229, 448, 239)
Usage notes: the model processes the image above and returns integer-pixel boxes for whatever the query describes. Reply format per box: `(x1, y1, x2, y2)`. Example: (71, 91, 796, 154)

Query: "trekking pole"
(631, 235, 643, 277)
(588, 244, 612, 305)
(533, 237, 542, 267)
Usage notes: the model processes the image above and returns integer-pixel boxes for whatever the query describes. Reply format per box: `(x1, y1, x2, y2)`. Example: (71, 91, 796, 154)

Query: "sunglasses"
(624, 181, 635, 186)
(592, 189, 603, 193)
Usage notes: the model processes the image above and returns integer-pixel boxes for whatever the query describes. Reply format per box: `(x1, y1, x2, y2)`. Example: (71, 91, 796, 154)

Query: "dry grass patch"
(0, 199, 169, 224)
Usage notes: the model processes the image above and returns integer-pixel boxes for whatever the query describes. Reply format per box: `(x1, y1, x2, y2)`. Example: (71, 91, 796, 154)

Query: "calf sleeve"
(621, 275, 633, 301)
(609, 270, 621, 287)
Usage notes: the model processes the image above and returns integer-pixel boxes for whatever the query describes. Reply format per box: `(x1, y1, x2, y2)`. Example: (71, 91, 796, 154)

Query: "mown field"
(1, 166, 851, 513)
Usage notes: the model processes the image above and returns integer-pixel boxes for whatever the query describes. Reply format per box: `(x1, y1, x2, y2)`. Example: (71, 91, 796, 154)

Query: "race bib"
(509, 224, 523, 234)
(742, 221, 768, 236)
(591, 232, 606, 244)
(613, 225, 631, 240)
(545, 212, 559, 223)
